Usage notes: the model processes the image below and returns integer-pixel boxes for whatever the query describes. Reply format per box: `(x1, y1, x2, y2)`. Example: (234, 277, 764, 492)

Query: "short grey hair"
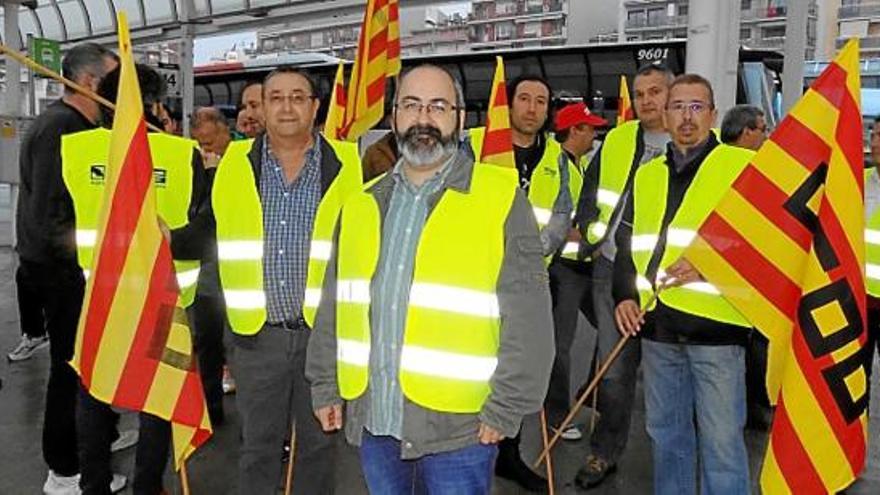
(61, 42, 118, 93)
(394, 64, 465, 110)
(721, 104, 764, 144)
(191, 107, 229, 131)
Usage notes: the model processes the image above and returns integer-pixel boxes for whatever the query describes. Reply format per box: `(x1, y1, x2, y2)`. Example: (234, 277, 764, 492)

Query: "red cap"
(554, 102, 608, 131)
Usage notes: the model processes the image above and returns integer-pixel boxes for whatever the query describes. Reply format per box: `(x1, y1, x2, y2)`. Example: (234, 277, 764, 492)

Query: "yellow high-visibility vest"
(61, 128, 201, 307)
(335, 161, 517, 413)
(630, 143, 752, 326)
(469, 126, 583, 259)
(584, 120, 640, 247)
(865, 169, 880, 298)
(212, 135, 362, 335)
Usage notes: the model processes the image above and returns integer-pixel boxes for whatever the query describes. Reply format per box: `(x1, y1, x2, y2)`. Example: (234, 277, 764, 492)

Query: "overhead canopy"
(0, 0, 436, 48)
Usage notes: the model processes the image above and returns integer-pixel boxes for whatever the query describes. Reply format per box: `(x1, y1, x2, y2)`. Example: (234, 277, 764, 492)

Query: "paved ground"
(1, 186, 878, 493)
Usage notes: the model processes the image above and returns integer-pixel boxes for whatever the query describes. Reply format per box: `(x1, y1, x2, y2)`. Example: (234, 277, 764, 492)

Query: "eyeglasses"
(268, 93, 316, 106)
(396, 98, 458, 117)
(753, 125, 768, 135)
(667, 101, 711, 115)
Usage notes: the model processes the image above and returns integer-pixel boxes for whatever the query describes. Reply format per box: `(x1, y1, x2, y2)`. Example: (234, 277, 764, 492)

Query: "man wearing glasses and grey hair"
(307, 64, 554, 494)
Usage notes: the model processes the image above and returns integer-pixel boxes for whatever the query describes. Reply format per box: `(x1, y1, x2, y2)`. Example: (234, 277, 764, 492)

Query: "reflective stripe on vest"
(585, 121, 640, 246)
(62, 128, 200, 307)
(470, 126, 584, 260)
(866, 170, 880, 297)
(214, 137, 362, 335)
(630, 143, 752, 325)
(335, 163, 516, 413)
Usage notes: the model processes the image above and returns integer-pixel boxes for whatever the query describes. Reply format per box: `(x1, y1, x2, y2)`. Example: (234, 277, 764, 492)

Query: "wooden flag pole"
(180, 460, 191, 495)
(534, 286, 665, 467)
(283, 421, 297, 495)
(539, 409, 556, 495)
(0, 43, 163, 133)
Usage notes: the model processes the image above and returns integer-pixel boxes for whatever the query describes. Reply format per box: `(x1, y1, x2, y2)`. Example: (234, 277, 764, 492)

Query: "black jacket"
(613, 133, 750, 346)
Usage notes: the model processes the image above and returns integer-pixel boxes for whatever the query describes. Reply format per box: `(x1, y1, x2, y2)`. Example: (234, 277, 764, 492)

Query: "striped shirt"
(365, 157, 454, 438)
(260, 134, 322, 323)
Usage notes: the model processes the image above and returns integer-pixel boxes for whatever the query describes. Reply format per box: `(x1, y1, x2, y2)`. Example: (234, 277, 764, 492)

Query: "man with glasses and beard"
(211, 66, 362, 494)
(307, 64, 554, 494)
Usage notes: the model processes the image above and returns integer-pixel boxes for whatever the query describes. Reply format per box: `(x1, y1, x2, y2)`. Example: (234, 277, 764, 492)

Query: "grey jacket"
(305, 147, 554, 459)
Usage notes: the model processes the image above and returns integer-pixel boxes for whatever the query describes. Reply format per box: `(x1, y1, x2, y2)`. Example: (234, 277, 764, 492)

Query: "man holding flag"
(613, 74, 753, 494)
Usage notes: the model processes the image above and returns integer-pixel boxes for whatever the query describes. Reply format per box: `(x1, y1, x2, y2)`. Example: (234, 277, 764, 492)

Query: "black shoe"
(495, 445, 548, 492)
(574, 454, 617, 490)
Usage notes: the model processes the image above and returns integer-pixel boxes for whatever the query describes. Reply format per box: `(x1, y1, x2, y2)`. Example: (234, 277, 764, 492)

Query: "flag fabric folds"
(479, 56, 515, 169)
(617, 75, 634, 125)
(324, 62, 347, 140)
(342, 0, 401, 141)
(70, 12, 211, 469)
(683, 39, 866, 493)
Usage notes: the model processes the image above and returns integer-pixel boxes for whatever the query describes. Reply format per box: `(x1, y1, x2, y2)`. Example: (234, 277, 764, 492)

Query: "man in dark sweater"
(14, 43, 126, 495)
(614, 74, 752, 494)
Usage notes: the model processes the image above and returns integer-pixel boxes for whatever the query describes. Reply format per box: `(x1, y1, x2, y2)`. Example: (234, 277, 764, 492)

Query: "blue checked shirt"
(260, 134, 322, 323)
(365, 157, 454, 439)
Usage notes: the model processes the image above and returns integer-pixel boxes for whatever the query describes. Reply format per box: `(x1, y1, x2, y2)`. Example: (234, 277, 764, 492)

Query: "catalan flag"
(70, 12, 211, 469)
(617, 75, 634, 125)
(479, 56, 515, 169)
(343, 0, 401, 140)
(684, 39, 866, 493)
(324, 62, 347, 140)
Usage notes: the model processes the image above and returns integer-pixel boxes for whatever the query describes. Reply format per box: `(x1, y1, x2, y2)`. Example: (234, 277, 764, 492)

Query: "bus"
(194, 39, 783, 133)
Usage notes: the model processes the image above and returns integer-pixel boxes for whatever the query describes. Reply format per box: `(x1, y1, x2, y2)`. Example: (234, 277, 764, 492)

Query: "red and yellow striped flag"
(617, 75, 634, 125)
(480, 56, 515, 168)
(684, 39, 866, 493)
(324, 62, 347, 140)
(342, 0, 401, 140)
(70, 12, 211, 469)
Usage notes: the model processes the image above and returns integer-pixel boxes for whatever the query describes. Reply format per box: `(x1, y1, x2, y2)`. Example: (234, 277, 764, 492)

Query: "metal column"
(685, 0, 740, 120)
(180, 0, 196, 138)
(3, 0, 21, 116)
(782, 0, 809, 115)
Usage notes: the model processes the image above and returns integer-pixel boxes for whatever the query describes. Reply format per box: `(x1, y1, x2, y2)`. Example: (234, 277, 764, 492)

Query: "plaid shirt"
(260, 134, 322, 323)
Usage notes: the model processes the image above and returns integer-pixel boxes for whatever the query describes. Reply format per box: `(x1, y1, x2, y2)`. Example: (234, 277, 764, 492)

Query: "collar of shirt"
(261, 133, 322, 184)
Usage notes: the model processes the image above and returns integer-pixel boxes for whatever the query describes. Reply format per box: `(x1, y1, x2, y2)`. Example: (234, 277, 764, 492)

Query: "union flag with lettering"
(684, 39, 866, 493)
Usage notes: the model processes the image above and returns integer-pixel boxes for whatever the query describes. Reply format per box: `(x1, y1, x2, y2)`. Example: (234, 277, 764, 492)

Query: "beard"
(396, 124, 459, 169)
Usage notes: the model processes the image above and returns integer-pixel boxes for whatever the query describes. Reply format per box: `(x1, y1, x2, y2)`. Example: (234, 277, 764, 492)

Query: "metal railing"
(839, 3, 880, 19)
(626, 14, 688, 29)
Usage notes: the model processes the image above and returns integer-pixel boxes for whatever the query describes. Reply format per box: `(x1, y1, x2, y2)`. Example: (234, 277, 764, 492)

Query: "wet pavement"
(0, 201, 878, 495)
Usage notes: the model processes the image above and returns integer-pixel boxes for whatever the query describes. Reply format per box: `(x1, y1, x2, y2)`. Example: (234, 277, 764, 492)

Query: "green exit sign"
(29, 37, 61, 75)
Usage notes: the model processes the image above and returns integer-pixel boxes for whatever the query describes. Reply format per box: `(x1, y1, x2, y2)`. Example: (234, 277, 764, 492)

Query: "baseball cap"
(554, 102, 608, 131)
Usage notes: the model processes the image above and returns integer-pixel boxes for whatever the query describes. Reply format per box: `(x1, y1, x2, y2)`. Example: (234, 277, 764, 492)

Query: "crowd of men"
(8, 39, 878, 495)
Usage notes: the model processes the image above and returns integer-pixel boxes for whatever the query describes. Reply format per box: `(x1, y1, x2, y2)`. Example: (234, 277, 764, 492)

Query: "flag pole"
(534, 285, 665, 467)
(539, 409, 556, 495)
(283, 421, 297, 495)
(179, 460, 191, 495)
(0, 43, 163, 133)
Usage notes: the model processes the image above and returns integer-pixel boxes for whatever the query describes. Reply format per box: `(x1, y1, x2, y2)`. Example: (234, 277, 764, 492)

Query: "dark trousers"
(865, 305, 880, 405)
(188, 292, 226, 421)
(230, 323, 338, 495)
(15, 263, 47, 338)
(545, 260, 594, 428)
(77, 387, 169, 495)
(589, 257, 641, 462)
(18, 259, 84, 476)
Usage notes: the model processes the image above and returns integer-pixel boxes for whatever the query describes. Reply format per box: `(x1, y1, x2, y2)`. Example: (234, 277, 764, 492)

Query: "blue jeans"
(359, 431, 498, 494)
(642, 340, 748, 495)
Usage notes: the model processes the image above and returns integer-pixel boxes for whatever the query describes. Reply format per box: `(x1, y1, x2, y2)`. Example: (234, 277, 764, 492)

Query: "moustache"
(403, 125, 444, 144)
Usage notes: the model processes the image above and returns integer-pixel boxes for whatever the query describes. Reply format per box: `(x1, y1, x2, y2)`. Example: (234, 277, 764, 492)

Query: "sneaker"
(43, 470, 80, 495)
(8, 334, 49, 362)
(560, 424, 583, 441)
(574, 454, 617, 490)
(110, 473, 127, 493)
(222, 366, 236, 394)
(110, 429, 139, 452)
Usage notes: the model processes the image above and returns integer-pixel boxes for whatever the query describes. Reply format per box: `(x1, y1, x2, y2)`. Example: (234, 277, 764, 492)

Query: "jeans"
(360, 431, 498, 495)
(642, 340, 748, 495)
(590, 256, 641, 462)
(545, 260, 594, 428)
(17, 259, 84, 476)
(231, 323, 338, 495)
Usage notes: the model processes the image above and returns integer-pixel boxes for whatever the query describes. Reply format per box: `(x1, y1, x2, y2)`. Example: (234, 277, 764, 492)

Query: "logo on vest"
(153, 169, 167, 188)
(90, 165, 105, 184)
